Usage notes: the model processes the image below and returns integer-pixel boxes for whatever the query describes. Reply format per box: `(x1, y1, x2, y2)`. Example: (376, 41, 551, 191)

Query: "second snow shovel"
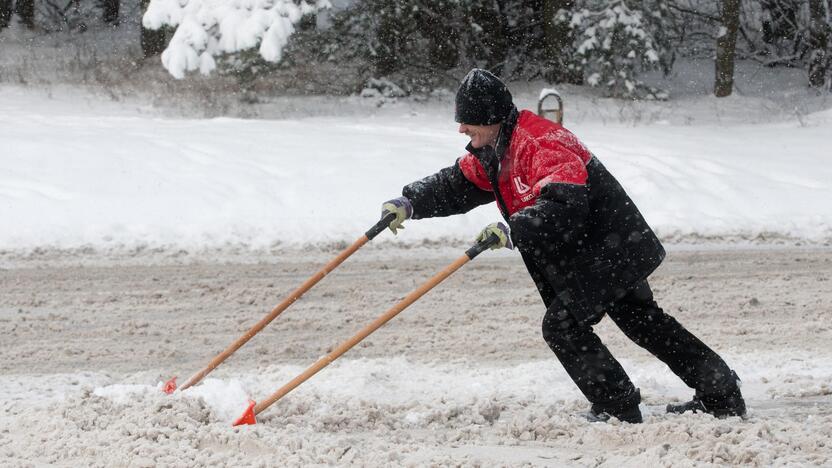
(164, 212, 397, 394)
(232, 230, 503, 426)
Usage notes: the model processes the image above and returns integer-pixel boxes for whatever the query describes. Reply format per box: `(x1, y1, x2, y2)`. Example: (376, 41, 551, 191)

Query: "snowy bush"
(319, 0, 675, 95)
(566, 0, 672, 99)
(321, 0, 585, 91)
(322, 0, 470, 91)
(142, 0, 330, 79)
(361, 77, 407, 98)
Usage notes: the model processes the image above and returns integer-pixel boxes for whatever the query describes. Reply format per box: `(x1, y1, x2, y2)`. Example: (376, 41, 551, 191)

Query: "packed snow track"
(1, 247, 830, 466)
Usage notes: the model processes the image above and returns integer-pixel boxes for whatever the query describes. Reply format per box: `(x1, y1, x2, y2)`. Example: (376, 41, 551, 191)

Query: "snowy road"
(1, 247, 830, 466)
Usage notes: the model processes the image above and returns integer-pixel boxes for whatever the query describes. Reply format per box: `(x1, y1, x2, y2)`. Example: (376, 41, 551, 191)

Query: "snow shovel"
(232, 231, 502, 426)
(164, 212, 397, 394)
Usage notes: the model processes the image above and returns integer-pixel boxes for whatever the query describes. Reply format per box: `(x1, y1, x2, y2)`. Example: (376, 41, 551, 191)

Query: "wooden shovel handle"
(179, 213, 397, 391)
(252, 233, 499, 415)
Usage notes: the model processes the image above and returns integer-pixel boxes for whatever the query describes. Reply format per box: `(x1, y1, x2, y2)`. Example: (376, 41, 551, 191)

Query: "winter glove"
(381, 196, 413, 235)
(475, 222, 513, 250)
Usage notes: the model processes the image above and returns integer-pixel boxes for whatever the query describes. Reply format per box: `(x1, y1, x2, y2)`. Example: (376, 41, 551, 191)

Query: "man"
(381, 68, 746, 423)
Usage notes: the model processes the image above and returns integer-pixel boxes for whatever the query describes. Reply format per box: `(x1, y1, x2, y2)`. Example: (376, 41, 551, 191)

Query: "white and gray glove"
(475, 222, 513, 250)
(381, 196, 413, 235)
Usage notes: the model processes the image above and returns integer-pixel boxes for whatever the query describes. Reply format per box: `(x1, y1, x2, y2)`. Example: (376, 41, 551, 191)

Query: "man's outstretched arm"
(401, 159, 493, 219)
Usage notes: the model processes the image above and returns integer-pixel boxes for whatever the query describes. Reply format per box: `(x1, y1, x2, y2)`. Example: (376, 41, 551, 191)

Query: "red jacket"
(401, 107, 664, 325)
(458, 110, 593, 216)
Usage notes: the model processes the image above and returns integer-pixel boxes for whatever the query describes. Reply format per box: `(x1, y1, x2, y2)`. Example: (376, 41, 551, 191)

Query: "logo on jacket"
(513, 176, 531, 194)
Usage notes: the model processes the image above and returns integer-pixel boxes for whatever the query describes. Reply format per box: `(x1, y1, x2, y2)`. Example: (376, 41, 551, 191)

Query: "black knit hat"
(454, 68, 514, 125)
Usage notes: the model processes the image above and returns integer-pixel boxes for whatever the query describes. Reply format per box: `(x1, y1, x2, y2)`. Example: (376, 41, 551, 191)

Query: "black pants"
(542, 280, 739, 411)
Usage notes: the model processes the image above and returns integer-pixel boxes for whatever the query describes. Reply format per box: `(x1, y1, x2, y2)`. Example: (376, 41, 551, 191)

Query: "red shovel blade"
(162, 376, 177, 394)
(232, 400, 257, 427)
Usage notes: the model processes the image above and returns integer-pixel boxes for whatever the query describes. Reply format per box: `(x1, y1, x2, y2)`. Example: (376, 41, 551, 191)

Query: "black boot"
(667, 373, 746, 418)
(586, 389, 643, 424)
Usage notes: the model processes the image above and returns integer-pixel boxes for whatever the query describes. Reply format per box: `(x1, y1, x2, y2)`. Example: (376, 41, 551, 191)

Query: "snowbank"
(1, 86, 831, 252)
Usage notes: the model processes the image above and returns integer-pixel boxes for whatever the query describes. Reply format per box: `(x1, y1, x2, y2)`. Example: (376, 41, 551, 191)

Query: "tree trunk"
(0, 0, 12, 30)
(714, 0, 740, 97)
(808, 0, 829, 87)
(15, 0, 34, 29)
(101, 0, 119, 24)
(140, 0, 167, 58)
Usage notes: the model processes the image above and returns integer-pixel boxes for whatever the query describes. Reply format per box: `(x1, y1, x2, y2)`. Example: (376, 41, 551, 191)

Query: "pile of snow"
(2, 355, 830, 465)
(84, 352, 832, 426)
(1, 86, 831, 252)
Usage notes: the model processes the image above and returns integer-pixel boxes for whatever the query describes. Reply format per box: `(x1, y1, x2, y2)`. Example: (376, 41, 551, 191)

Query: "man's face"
(458, 122, 502, 149)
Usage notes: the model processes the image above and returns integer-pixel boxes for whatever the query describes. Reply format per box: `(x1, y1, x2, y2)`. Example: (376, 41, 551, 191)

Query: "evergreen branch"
(745, 52, 803, 67)
(668, 3, 720, 23)
(737, 24, 759, 53)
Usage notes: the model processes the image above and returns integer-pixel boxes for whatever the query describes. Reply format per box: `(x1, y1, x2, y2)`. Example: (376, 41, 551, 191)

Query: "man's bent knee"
(541, 307, 582, 347)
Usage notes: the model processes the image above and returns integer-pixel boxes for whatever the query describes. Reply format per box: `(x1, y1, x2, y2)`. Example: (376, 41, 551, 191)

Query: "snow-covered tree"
(3, 0, 34, 29)
(538, 0, 583, 84)
(322, 0, 485, 90)
(319, 0, 679, 93)
(100, 0, 119, 24)
(0, 0, 11, 29)
(566, 0, 672, 99)
(142, 0, 330, 79)
(141, 0, 168, 58)
(761, 0, 802, 56)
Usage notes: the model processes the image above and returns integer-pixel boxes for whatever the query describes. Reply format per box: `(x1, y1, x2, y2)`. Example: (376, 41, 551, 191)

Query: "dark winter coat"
(402, 108, 665, 325)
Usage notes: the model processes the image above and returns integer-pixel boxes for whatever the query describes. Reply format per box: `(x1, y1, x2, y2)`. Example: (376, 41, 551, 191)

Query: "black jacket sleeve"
(402, 159, 494, 219)
(509, 182, 589, 252)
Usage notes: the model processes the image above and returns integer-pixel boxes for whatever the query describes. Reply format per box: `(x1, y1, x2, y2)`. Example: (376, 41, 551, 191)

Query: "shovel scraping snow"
(233, 232, 501, 426)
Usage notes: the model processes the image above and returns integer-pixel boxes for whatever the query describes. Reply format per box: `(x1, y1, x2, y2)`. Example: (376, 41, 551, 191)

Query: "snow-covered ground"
(1, 249, 830, 466)
(2, 84, 831, 254)
(1, 75, 831, 466)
